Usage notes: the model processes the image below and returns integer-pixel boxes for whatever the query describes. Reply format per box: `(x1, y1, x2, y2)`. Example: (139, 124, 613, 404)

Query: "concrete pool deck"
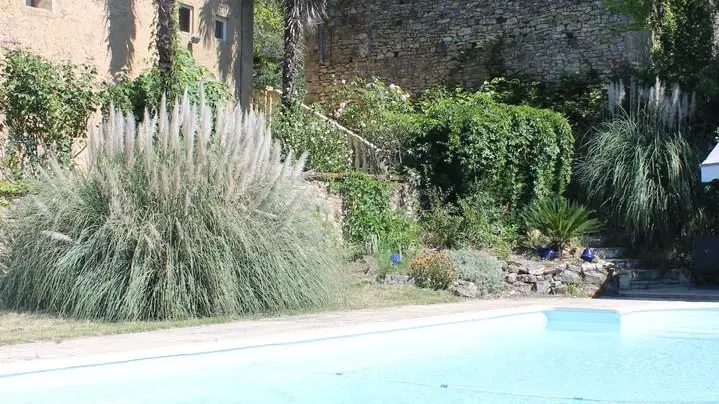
(2, 298, 719, 376)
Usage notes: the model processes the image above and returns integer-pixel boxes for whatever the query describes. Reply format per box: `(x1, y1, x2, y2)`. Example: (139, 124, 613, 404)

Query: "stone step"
(592, 247, 628, 260)
(628, 279, 684, 289)
(585, 235, 612, 248)
(618, 287, 719, 301)
(607, 258, 644, 270)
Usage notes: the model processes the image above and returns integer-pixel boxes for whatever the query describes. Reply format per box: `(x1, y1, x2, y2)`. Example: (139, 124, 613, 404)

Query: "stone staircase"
(585, 236, 719, 300)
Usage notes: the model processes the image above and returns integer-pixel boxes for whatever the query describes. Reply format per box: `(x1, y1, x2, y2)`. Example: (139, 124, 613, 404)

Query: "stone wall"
(305, 0, 651, 101)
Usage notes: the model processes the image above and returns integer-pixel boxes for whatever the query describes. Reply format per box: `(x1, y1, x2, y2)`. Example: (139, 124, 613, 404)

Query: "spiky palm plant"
(0, 92, 341, 321)
(522, 197, 601, 254)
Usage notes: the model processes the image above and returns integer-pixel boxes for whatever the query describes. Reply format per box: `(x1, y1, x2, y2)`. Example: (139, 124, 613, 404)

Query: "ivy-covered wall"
(305, 0, 651, 100)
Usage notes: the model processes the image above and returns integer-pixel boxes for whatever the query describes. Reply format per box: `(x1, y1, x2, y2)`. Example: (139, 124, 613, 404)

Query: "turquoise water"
(3, 309, 719, 403)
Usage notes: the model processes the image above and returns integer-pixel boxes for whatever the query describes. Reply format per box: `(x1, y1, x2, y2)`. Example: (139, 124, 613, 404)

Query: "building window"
(214, 17, 228, 43)
(178, 5, 193, 33)
(25, 0, 52, 11)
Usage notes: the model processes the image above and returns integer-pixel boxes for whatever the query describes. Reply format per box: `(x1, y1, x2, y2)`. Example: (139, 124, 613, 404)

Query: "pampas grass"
(0, 92, 341, 321)
(579, 80, 696, 250)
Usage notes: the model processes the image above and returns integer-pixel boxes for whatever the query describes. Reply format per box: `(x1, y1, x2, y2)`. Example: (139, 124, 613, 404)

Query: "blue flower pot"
(580, 247, 595, 262)
(537, 248, 557, 261)
(390, 254, 401, 265)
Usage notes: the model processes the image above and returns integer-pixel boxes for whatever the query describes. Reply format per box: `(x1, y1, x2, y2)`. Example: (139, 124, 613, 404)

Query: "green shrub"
(522, 197, 601, 253)
(409, 250, 456, 289)
(412, 89, 573, 211)
(0, 95, 341, 321)
(103, 49, 231, 118)
(578, 81, 697, 251)
(480, 74, 606, 143)
(335, 173, 420, 254)
(448, 249, 503, 296)
(420, 189, 517, 252)
(0, 49, 100, 171)
(272, 104, 353, 172)
(0, 180, 34, 206)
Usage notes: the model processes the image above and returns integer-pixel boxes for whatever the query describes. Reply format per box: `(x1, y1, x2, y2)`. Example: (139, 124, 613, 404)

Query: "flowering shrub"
(321, 77, 423, 169)
(272, 104, 353, 172)
(408, 250, 456, 289)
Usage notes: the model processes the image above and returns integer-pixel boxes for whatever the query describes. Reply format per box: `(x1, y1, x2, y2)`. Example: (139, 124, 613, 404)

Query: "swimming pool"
(2, 308, 719, 403)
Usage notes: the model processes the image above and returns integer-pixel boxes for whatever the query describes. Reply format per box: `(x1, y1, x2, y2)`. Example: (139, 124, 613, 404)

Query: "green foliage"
(272, 104, 352, 172)
(335, 173, 420, 254)
(409, 250, 456, 290)
(0, 49, 100, 170)
(480, 74, 606, 143)
(254, 0, 283, 88)
(448, 249, 503, 296)
(602, 0, 654, 29)
(579, 82, 697, 250)
(0, 180, 34, 206)
(0, 95, 341, 321)
(103, 49, 231, 118)
(411, 89, 574, 211)
(522, 197, 601, 252)
(420, 190, 517, 252)
(322, 77, 424, 169)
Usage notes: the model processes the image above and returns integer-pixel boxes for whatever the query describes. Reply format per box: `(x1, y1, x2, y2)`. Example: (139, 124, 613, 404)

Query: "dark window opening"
(25, 0, 52, 11)
(215, 18, 227, 42)
(178, 6, 192, 33)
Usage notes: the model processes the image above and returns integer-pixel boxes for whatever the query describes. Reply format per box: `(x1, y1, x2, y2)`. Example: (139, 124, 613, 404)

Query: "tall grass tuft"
(0, 92, 341, 321)
(579, 79, 696, 250)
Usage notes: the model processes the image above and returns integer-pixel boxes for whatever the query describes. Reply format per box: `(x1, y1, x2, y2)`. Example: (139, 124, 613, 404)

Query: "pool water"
(2, 308, 719, 404)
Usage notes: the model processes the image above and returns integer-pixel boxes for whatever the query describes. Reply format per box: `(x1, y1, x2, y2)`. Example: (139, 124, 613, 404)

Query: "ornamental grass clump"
(0, 92, 341, 321)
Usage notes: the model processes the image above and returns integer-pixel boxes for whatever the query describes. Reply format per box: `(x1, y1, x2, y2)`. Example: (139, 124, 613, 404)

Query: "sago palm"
(522, 197, 602, 254)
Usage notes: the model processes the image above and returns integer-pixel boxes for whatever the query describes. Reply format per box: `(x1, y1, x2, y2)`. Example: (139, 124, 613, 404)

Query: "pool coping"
(2, 298, 719, 377)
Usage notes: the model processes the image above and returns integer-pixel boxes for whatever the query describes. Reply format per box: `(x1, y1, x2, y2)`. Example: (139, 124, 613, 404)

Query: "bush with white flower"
(322, 77, 420, 170)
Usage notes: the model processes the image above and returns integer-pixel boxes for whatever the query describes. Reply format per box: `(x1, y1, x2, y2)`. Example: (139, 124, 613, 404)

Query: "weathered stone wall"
(0, 0, 245, 88)
(305, 0, 651, 101)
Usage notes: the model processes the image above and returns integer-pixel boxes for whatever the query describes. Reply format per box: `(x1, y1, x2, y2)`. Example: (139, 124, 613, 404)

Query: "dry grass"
(0, 264, 459, 345)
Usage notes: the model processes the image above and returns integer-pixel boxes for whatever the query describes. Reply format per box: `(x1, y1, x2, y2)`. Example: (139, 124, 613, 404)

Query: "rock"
(567, 264, 582, 274)
(552, 281, 566, 295)
(505, 273, 518, 284)
(504, 282, 532, 296)
(534, 281, 552, 294)
(544, 263, 566, 276)
(581, 262, 599, 273)
(449, 280, 479, 298)
(517, 274, 537, 283)
(506, 264, 521, 274)
(561, 270, 583, 284)
(583, 270, 607, 286)
(517, 266, 530, 275)
(384, 274, 414, 285)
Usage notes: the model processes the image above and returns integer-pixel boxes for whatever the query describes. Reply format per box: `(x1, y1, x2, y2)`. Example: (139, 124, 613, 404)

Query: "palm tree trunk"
(239, 0, 254, 110)
(155, 0, 177, 94)
(281, 0, 302, 107)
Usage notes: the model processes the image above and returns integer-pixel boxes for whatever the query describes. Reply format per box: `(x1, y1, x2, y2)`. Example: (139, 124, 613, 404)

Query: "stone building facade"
(0, 0, 252, 99)
(305, 0, 651, 101)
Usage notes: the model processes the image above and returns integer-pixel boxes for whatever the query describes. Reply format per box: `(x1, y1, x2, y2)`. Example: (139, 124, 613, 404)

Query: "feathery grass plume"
(580, 79, 696, 250)
(0, 92, 341, 321)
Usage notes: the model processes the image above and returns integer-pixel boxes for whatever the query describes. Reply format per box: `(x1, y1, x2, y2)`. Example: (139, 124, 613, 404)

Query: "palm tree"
(281, 0, 325, 107)
(155, 0, 177, 93)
